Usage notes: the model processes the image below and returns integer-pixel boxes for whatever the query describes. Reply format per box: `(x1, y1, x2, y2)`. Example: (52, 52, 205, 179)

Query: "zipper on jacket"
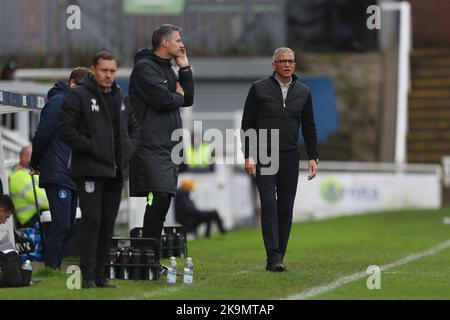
(97, 91, 117, 177)
(118, 96, 125, 177)
(275, 79, 287, 112)
(67, 150, 72, 169)
(284, 80, 296, 111)
(274, 77, 296, 111)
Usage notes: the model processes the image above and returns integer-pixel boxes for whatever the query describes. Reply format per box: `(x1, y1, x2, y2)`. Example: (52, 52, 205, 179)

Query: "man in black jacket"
(129, 24, 194, 243)
(30, 67, 89, 270)
(58, 52, 140, 288)
(241, 47, 318, 272)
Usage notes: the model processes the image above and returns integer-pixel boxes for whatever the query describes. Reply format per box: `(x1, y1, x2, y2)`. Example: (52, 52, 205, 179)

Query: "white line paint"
(232, 267, 260, 276)
(125, 287, 182, 300)
(285, 239, 450, 300)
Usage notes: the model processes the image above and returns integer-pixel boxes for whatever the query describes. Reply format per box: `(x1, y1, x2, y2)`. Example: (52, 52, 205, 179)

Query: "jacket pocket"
(89, 136, 110, 165)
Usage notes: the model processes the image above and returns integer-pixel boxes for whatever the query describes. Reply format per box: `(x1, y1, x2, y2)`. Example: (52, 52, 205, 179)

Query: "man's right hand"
(244, 157, 256, 177)
(176, 82, 185, 96)
(175, 47, 189, 68)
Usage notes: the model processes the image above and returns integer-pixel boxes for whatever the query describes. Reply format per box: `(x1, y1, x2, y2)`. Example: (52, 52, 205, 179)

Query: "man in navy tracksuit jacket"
(30, 68, 89, 269)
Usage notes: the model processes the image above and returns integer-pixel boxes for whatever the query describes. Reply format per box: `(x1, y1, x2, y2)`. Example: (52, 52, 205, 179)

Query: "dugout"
(0, 84, 46, 251)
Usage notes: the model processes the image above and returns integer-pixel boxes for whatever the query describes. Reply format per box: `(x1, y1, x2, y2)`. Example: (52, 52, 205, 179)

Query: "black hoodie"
(58, 74, 140, 180)
(128, 48, 195, 196)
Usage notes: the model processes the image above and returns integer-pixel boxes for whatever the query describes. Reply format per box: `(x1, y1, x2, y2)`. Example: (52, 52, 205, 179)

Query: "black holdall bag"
(0, 251, 29, 288)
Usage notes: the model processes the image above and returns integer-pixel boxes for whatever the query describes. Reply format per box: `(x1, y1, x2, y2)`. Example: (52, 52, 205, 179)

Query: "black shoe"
(82, 280, 97, 289)
(266, 262, 287, 272)
(95, 278, 116, 288)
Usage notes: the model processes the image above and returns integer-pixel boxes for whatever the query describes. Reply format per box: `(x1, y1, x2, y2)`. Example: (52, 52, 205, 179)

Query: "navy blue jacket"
(30, 81, 76, 190)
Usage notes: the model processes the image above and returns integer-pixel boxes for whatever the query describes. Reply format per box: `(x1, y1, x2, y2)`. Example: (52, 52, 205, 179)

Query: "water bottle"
(120, 248, 130, 280)
(22, 259, 32, 286)
(107, 248, 117, 279)
(176, 233, 186, 258)
(166, 233, 174, 257)
(161, 232, 168, 258)
(22, 259, 32, 269)
(144, 249, 156, 281)
(131, 248, 142, 280)
(183, 257, 194, 284)
(167, 256, 177, 284)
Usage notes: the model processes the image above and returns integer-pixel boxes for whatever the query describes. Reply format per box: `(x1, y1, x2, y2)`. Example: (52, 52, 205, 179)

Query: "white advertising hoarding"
(294, 171, 441, 221)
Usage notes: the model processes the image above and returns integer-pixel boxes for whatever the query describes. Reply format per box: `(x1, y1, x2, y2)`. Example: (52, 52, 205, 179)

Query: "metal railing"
(0, 0, 284, 60)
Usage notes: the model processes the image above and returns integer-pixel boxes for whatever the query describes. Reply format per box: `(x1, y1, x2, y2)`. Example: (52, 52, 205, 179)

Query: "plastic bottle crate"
(161, 226, 188, 259)
(129, 226, 188, 259)
(106, 237, 160, 281)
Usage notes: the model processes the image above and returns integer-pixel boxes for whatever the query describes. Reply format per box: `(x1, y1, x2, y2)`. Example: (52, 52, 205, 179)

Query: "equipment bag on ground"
(0, 251, 31, 288)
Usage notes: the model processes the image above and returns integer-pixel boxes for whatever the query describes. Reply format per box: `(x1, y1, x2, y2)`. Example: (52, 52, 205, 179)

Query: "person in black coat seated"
(174, 179, 226, 238)
(30, 67, 89, 269)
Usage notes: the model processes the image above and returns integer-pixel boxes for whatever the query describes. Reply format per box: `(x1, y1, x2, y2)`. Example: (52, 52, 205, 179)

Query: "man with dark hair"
(129, 24, 194, 245)
(58, 52, 140, 288)
(92, 51, 116, 67)
(0, 194, 14, 225)
(30, 67, 89, 270)
(0, 194, 14, 252)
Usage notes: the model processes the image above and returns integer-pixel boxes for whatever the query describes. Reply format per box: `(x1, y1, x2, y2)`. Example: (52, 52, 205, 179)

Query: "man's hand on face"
(175, 47, 189, 68)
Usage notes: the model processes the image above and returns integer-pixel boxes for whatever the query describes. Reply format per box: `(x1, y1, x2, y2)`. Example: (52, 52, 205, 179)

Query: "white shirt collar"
(275, 75, 292, 87)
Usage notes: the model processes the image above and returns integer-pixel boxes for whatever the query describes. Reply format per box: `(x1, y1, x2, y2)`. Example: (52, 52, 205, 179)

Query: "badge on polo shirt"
(58, 189, 68, 199)
(85, 181, 95, 193)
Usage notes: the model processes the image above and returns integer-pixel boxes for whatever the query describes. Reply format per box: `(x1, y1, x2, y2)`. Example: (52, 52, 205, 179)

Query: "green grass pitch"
(1, 207, 450, 300)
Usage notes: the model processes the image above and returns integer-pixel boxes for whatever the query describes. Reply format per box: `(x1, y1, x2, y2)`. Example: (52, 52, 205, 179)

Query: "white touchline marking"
(284, 239, 450, 300)
(233, 267, 260, 275)
(125, 287, 182, 300)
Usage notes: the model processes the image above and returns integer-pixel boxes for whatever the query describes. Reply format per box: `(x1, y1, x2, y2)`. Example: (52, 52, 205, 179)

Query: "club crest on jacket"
(91, 99, 99, 112)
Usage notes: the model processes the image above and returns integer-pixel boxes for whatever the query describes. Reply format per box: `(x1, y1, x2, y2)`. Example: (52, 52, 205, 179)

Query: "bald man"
(9, 146, 49, 228)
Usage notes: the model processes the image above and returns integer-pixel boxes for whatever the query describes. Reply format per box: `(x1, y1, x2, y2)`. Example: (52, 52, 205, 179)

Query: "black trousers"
(76, 176, 123, 282)
(43, 184, 78, 269)
(255, 151, 299, 265)
(143, 192, 172, 241)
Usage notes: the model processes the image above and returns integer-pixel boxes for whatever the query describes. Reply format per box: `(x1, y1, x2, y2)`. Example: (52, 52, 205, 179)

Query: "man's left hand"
(307, 160, 318, 181)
